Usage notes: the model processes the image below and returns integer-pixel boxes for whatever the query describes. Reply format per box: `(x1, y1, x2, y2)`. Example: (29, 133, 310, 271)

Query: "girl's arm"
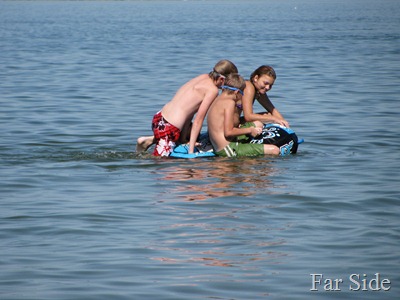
(257, 93, 289, 127)
(242, 81, 289, 127)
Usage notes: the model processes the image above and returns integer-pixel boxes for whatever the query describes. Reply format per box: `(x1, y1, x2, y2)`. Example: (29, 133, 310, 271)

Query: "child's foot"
(136, 136, 154, 152)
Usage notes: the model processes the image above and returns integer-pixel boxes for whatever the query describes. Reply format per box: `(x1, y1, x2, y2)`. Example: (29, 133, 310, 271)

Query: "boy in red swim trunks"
(151, 110, 182, 157)
(137, 60, 238, 157)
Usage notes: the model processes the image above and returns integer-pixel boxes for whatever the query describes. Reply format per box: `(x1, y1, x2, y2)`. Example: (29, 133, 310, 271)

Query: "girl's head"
(250, 65, 276, 94)
(209, 60, 238, 87)
(221, 73, 246, 99)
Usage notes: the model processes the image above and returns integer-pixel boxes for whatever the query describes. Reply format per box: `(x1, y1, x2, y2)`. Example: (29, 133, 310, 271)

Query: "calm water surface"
(1, 0, 399, 299)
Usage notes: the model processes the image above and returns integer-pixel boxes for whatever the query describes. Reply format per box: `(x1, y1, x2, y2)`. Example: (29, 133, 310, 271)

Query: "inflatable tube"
(170, 125, 303, 158)
(249, 123, 301, 156)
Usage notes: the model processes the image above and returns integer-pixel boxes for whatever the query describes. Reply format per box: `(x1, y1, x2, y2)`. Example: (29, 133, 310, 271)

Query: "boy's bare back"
(161, 74, 219, 130)
(207, 95, 235, 152)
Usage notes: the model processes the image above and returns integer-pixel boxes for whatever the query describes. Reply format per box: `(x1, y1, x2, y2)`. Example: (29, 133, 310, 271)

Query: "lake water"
(1, 0, 399, 299)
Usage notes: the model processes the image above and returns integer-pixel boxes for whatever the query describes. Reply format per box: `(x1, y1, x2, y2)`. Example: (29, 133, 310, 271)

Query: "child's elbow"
(224, 131, 235, 139)
(244, 115, 253, 122)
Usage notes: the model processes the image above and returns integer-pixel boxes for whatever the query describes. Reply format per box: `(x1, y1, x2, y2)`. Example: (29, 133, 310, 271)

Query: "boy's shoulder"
(216, 94, 234, 106)
(191, 73, 210, 83)
(196, 75, 219, 93)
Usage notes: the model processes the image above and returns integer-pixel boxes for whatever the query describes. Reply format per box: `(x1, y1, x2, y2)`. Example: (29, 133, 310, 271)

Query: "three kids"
(136, 63, 287, 158)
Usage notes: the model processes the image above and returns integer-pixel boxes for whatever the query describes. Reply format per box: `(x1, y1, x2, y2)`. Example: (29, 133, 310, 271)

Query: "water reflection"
(148, 158, 289, 271)
(149, 239, 288, 269)
(160, 157, 277, 201)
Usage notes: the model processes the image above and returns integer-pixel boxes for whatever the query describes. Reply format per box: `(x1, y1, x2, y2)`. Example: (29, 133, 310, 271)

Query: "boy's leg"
(179, 121, 192, 144)
(232, 142, 279, 157)
(254, 120, 263, 130)
(136, 136, 155, 152)
(263, 144, 280, 155)
(152, 120, 181, 157)
(236, 143, 279, 156)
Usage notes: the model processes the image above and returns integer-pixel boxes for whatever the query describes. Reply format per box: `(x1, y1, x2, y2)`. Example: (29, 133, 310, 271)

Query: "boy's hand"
(250, 127, 262, 137)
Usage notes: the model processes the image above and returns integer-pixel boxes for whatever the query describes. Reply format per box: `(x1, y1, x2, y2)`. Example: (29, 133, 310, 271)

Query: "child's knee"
(254, 121, 263, 129)
(263, 144, 280, 155)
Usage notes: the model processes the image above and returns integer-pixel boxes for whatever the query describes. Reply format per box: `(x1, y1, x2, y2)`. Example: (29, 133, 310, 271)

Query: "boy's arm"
(224, 104, 261, 138)
(188, 90, 219, 153)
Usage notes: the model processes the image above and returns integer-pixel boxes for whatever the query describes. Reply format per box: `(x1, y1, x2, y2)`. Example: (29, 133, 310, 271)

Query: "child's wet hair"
(209, 60, 238, 80)
(250, 65, 276, 82)
(224, 73, 246, 92)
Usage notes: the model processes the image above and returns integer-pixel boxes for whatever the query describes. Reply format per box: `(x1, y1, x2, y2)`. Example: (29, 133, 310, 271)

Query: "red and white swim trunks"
(151, 111, 181, 157)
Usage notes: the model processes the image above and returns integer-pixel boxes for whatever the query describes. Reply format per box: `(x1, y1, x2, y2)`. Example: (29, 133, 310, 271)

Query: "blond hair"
(223, 73, 246, 94)
(209, 60, 238, 80)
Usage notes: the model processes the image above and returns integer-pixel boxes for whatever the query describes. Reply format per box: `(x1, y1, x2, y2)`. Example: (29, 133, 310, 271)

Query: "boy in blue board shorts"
(206, 73, 280, 158)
